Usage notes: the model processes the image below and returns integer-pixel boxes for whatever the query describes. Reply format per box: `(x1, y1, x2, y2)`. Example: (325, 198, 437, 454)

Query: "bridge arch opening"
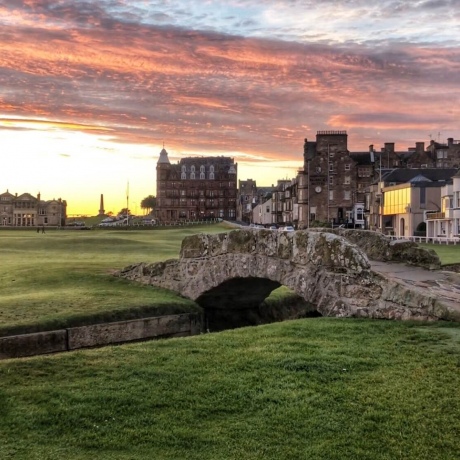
(195, 277, 321, 332)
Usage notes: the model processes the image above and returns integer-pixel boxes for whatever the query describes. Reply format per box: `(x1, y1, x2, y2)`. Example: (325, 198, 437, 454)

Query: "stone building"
(155, 148, 238, 222)
(426, 138, 460, 169)
(297, 131, 372, 228)
(237, 179, 276, 223)
(0, 191, 67, 227)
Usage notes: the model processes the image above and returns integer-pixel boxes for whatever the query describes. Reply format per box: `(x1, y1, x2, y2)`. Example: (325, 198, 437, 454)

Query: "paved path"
(371, 261, 460, 314)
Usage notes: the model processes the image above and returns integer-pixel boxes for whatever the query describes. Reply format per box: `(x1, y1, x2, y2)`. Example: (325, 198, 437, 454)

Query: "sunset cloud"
(0, 0, 459, 214)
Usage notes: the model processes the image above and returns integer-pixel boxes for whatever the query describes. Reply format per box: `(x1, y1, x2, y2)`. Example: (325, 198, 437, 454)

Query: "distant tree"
(118, 208, 131, 216)
(106, 211, 113, 217)
(140, 195, 156, 214)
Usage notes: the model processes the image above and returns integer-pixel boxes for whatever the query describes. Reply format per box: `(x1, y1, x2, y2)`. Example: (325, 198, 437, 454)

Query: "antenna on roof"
(438, 132, 441, 142)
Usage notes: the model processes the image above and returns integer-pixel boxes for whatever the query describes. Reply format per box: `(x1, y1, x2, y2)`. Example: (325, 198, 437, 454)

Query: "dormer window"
(181, 165, 186, 173)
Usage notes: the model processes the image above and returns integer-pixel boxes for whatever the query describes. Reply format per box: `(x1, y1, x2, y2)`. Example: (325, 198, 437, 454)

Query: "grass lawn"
(419, 243, 460, 265)
(0, 224, 234, 336)
(1, 318, 460, 459)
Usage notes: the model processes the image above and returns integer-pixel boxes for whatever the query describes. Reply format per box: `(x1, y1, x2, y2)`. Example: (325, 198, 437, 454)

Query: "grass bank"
(419, 243, 460, 265)
(0, 223, 234, 336)
(1, 318, 459, 459)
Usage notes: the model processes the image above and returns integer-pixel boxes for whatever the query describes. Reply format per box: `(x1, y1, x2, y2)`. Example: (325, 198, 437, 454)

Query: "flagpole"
(126, 181, 129, 220)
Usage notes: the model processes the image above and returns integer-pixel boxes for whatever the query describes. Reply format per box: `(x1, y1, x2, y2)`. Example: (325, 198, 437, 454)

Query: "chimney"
(384, 142, 395, 154)
(448, 138, 454, 148)
(37, 192, 41, 201)
(416, 142, 425, 154)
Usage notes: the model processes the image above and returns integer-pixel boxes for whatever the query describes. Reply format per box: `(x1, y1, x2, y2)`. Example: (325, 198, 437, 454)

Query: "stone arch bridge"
(118, 229, 459, 322)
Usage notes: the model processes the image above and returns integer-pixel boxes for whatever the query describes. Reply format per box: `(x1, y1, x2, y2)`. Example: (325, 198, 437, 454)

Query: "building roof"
(382, 168, 457, 184)
(179, 156, 235, 167)
(349, 152, 373, 165)
(157, 148, 170, 165)
(409, 174, 432, 183)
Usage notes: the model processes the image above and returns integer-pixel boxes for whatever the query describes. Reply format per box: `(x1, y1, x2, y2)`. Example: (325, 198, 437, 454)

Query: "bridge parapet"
(180, 229, 370, 272)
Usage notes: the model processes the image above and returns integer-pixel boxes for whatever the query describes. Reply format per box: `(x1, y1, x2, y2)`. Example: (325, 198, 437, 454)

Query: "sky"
(1, 0, 459, 216)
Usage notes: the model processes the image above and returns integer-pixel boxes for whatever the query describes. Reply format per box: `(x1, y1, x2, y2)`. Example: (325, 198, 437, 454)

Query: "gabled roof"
(409, 174, 432, 183)
(0, 190, 14, 198)
(16, 193, 37, 201)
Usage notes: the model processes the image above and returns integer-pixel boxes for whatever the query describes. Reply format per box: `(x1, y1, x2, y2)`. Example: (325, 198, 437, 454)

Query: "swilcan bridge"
(118, 229, 460, 324)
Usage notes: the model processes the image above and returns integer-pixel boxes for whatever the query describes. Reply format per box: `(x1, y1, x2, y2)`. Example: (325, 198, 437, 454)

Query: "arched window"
(181, 173, 186, 180)
(200, 172, 205, 179)
(190, 172, 195, 180)
(209, 173, 215, 180)
(200, 165, 205, 173)
(191, 165, 195, 173)
(181, 165, 186, 173)
(210, 165, 214, 173)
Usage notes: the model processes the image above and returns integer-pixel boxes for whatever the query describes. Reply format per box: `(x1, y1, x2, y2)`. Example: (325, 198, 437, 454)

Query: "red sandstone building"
(155, 148, 238, 222)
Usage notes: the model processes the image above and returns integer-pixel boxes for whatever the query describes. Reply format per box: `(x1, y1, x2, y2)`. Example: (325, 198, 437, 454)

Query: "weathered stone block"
(67, 314, 199, 349)
(0, 330, 67, 359)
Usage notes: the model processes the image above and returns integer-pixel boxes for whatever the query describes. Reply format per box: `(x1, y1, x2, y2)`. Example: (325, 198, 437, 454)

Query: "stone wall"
(0, 313, 202, 360)
(308, 228, 441, 269)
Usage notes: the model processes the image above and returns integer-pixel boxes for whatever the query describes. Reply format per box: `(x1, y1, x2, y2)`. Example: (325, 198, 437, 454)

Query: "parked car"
(269, 225, 277, 230)
(279, 226, 295, 232)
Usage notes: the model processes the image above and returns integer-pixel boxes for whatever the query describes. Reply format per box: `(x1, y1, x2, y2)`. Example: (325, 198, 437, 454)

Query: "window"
(329, 163, 333, 172)
(180, 190, 186, 196)
(209, 173, 215, 180)
(329, 177, 333, 186)
(329, 191, 334, 201)
(191, 165, 195, 173)
(200, 165, 205, 173)
(345, 164, 351, 171)
(344, 190, 351, 200)
(200, 173, 205, 179)
(190, 172, 195, 180)
(316, 166, 322, 173)
(420, 187, 426, 209)
(344, 176, 351, 185)
(181, 165, 186, 173)
(181, 173, 186, 180)
(210, 165, 214, 173)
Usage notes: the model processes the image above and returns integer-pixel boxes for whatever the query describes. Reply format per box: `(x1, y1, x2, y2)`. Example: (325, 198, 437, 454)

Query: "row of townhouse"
(238, 130, 460, 231)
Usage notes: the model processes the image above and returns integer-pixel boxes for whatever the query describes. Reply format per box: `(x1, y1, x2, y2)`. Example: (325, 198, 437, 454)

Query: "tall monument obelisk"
(98, 194, 105, 216)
